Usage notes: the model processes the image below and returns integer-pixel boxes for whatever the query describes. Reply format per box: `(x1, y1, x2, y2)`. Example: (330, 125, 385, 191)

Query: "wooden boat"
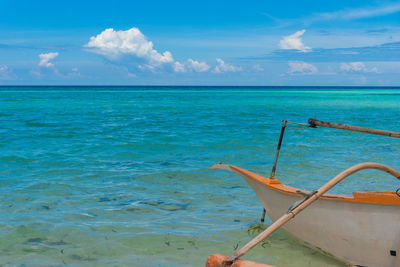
(208, 119, 400, 267)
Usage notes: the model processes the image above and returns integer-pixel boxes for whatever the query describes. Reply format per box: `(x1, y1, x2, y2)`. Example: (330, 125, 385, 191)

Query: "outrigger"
(207, 119, 400, 267)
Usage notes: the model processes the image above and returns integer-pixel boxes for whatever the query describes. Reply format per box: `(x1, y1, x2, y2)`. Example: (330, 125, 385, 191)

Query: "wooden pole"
(224, 162, 400, 265)
(308, 118, 400, 138)
(270, 120, 287, 178)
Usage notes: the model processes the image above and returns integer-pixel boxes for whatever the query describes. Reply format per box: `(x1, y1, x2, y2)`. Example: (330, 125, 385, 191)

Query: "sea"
(0, 86, 399, 267)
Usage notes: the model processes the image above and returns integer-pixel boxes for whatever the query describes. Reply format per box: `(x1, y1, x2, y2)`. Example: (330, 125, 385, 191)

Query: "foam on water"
(1, 87, 399, 266)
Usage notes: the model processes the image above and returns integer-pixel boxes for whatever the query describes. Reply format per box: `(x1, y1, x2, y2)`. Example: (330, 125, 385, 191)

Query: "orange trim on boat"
(229, 165, 400, 205)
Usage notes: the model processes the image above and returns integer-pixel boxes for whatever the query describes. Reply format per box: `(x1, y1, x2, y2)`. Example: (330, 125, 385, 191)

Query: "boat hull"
(214, 164, 400, 267)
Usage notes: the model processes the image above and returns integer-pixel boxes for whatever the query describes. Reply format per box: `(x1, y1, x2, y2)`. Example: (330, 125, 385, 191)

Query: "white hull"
(215, 164, 400, 267)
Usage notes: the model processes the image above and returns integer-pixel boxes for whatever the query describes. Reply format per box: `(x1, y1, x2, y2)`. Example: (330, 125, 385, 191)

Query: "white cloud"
(29, 69, 42, 78)
(253, 64, 264, 72)
(173, 59, 210, 73)
(138, 64, 157, 72)
(279, 30, 311, 52)
(69, 67, 81, 77)
(127, 72, 136, 77)
(85, 27, 242, 75)
(38, 52, 58, 67)
(287, 61, 317, 75)
(313, 3, 400, 22)
(85, 28, 173, 68)
(187, 59, 210, 72)
(0, 65, 15, 80)
(340, 62, 378, 73)
(214, 58, 242, 73)
(173, 62, 186, 72)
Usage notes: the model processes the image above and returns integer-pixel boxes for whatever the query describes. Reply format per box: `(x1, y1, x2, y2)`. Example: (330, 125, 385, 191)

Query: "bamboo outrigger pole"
(308, 118, 400, 138)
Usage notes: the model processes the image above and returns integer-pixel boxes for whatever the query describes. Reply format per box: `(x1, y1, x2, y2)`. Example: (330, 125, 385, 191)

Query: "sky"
(1, 0, 400, 85)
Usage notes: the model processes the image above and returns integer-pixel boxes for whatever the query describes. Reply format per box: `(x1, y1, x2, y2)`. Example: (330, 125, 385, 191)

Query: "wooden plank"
(308, 118, 400, 138)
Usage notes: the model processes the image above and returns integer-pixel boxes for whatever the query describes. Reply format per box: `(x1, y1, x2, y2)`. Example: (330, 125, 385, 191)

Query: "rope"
(287, 126, 310, 130)
(286, 120, 312, 130)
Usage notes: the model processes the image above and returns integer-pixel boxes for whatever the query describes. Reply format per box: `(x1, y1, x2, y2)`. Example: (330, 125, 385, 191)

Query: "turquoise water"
(0, 87, 399, 266)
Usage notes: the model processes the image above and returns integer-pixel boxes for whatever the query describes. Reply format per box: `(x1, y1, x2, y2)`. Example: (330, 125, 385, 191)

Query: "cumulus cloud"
(0, 65, 15, 80)
(253, 64, 264, 72)
(173, 59, 210, 73)
(279, 30, 311, 52)
(340, 62, 378, 73)
(38, 52, 58, 67)
(173, 62, 186, 72)
(214, 58, 242, 73)
(186, 59, 210, 72)
(85, 27, 243, 75)
(287, 61, 317, 75)
(85, 28, 173, 68)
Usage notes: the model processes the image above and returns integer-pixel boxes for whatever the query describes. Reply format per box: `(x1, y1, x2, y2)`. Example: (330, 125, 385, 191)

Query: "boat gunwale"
(225, 164, 400, 205)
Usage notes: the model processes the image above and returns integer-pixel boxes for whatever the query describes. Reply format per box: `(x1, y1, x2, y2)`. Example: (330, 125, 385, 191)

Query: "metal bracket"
(286, 190, 318, 214)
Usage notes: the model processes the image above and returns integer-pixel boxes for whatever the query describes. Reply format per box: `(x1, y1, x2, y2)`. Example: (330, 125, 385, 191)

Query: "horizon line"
(1, 85, 400, 88)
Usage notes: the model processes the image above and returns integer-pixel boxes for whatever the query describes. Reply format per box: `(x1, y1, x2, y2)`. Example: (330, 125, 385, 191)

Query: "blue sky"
(1, 0, 400, 85)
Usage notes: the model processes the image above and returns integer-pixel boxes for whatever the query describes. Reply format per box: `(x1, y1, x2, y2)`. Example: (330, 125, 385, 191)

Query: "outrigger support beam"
(308, 118, 400, 138)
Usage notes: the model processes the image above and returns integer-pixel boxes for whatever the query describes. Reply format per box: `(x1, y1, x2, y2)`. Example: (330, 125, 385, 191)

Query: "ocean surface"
(0, 86, 399, 267)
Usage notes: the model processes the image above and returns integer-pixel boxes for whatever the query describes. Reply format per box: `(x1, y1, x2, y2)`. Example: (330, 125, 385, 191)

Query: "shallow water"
(0, 87, 399, 266)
